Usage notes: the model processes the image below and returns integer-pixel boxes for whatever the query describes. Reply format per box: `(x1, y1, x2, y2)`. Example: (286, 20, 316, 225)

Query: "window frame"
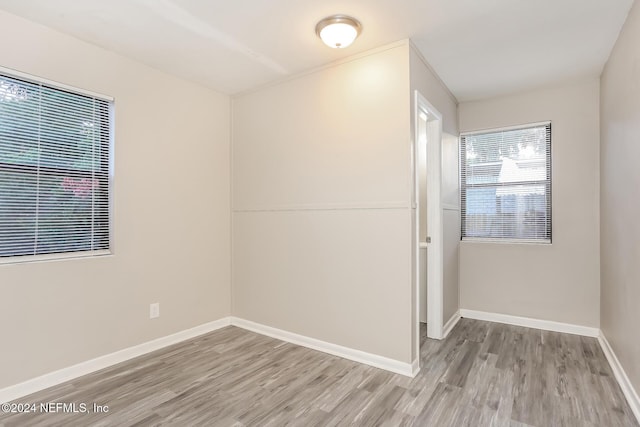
(460, 121, 552, 244)
(0, 66, 114, 264)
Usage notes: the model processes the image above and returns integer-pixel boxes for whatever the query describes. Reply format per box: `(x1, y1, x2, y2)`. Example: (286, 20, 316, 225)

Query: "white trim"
(230, 317, 416, 377)
(442, 204, 460, 211)
(233, 201, 409, 213)
(461, 237, 551, 245)
(415, 92, 444, 342)
(0, 250, 112, 266)
(0, 317, 232, 403)
(0, 65, 114, 101)
(411, 358, 421, 377)
(3, 312, 637, 426)
(108, 101, 116, 256)
(459, 309, 599, 337)
(460, 121, 551, 137)
(598, 332, 640, 423)
(442, 310, 461, 338)
(0, 315, 418, 403)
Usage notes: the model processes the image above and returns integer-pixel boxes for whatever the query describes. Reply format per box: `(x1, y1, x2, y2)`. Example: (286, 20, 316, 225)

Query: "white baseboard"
(459, 309, 599, 337)
(411, 358, 421, 377)
(3, 310, 637, 426)
(598, 332, 640, 423)
(230, 317, 416, 377)
(443, 310, 461, 338)
(0, 315, 418, 403)
(0, 317, 232, 404)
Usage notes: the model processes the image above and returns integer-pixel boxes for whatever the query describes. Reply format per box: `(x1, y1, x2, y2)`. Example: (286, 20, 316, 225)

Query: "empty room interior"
(0, 0, 639, 426)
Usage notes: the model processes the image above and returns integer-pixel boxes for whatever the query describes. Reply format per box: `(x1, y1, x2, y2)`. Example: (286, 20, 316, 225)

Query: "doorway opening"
(413, 91, 444, 366)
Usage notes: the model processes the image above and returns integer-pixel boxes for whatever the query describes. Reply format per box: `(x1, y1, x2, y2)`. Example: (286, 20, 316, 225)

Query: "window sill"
(461, 238, 551, 245)
(0, 249, 112, 266)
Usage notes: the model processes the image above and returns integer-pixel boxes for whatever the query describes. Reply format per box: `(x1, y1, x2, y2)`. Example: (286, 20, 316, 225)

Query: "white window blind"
(0, 72, 112, 259)
(460, 122, 551, 243)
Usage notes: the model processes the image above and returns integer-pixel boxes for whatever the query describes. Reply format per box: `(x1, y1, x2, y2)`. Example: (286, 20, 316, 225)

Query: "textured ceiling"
(0, 0, 633, 101)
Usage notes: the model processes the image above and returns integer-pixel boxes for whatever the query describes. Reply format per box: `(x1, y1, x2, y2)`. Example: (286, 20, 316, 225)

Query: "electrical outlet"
(150, 302, 160, 319)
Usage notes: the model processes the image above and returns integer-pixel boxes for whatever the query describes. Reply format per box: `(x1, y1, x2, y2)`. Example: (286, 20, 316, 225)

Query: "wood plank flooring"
(1, 319, 637, 426)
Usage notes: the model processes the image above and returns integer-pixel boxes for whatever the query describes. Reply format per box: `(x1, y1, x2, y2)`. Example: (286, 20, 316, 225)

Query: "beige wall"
(409, 46, 458, 137)
(459, 79, 600, 327)
(410, 46, 460, 339)
(600, 0, 640, 399)
(232, 43, 413, 363)
(0, 11, 231, 388)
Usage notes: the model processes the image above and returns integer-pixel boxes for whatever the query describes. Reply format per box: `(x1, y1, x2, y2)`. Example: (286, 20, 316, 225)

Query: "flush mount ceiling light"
(315, 15, 362, 49)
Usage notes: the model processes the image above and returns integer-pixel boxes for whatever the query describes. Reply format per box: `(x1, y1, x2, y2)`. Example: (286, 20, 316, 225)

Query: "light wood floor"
(1, 319, 638, 426)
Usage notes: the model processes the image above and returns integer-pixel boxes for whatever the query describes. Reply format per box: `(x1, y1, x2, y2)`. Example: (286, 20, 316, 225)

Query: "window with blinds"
(0, 71, 112, 259)
(460, 122, 551, 243)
